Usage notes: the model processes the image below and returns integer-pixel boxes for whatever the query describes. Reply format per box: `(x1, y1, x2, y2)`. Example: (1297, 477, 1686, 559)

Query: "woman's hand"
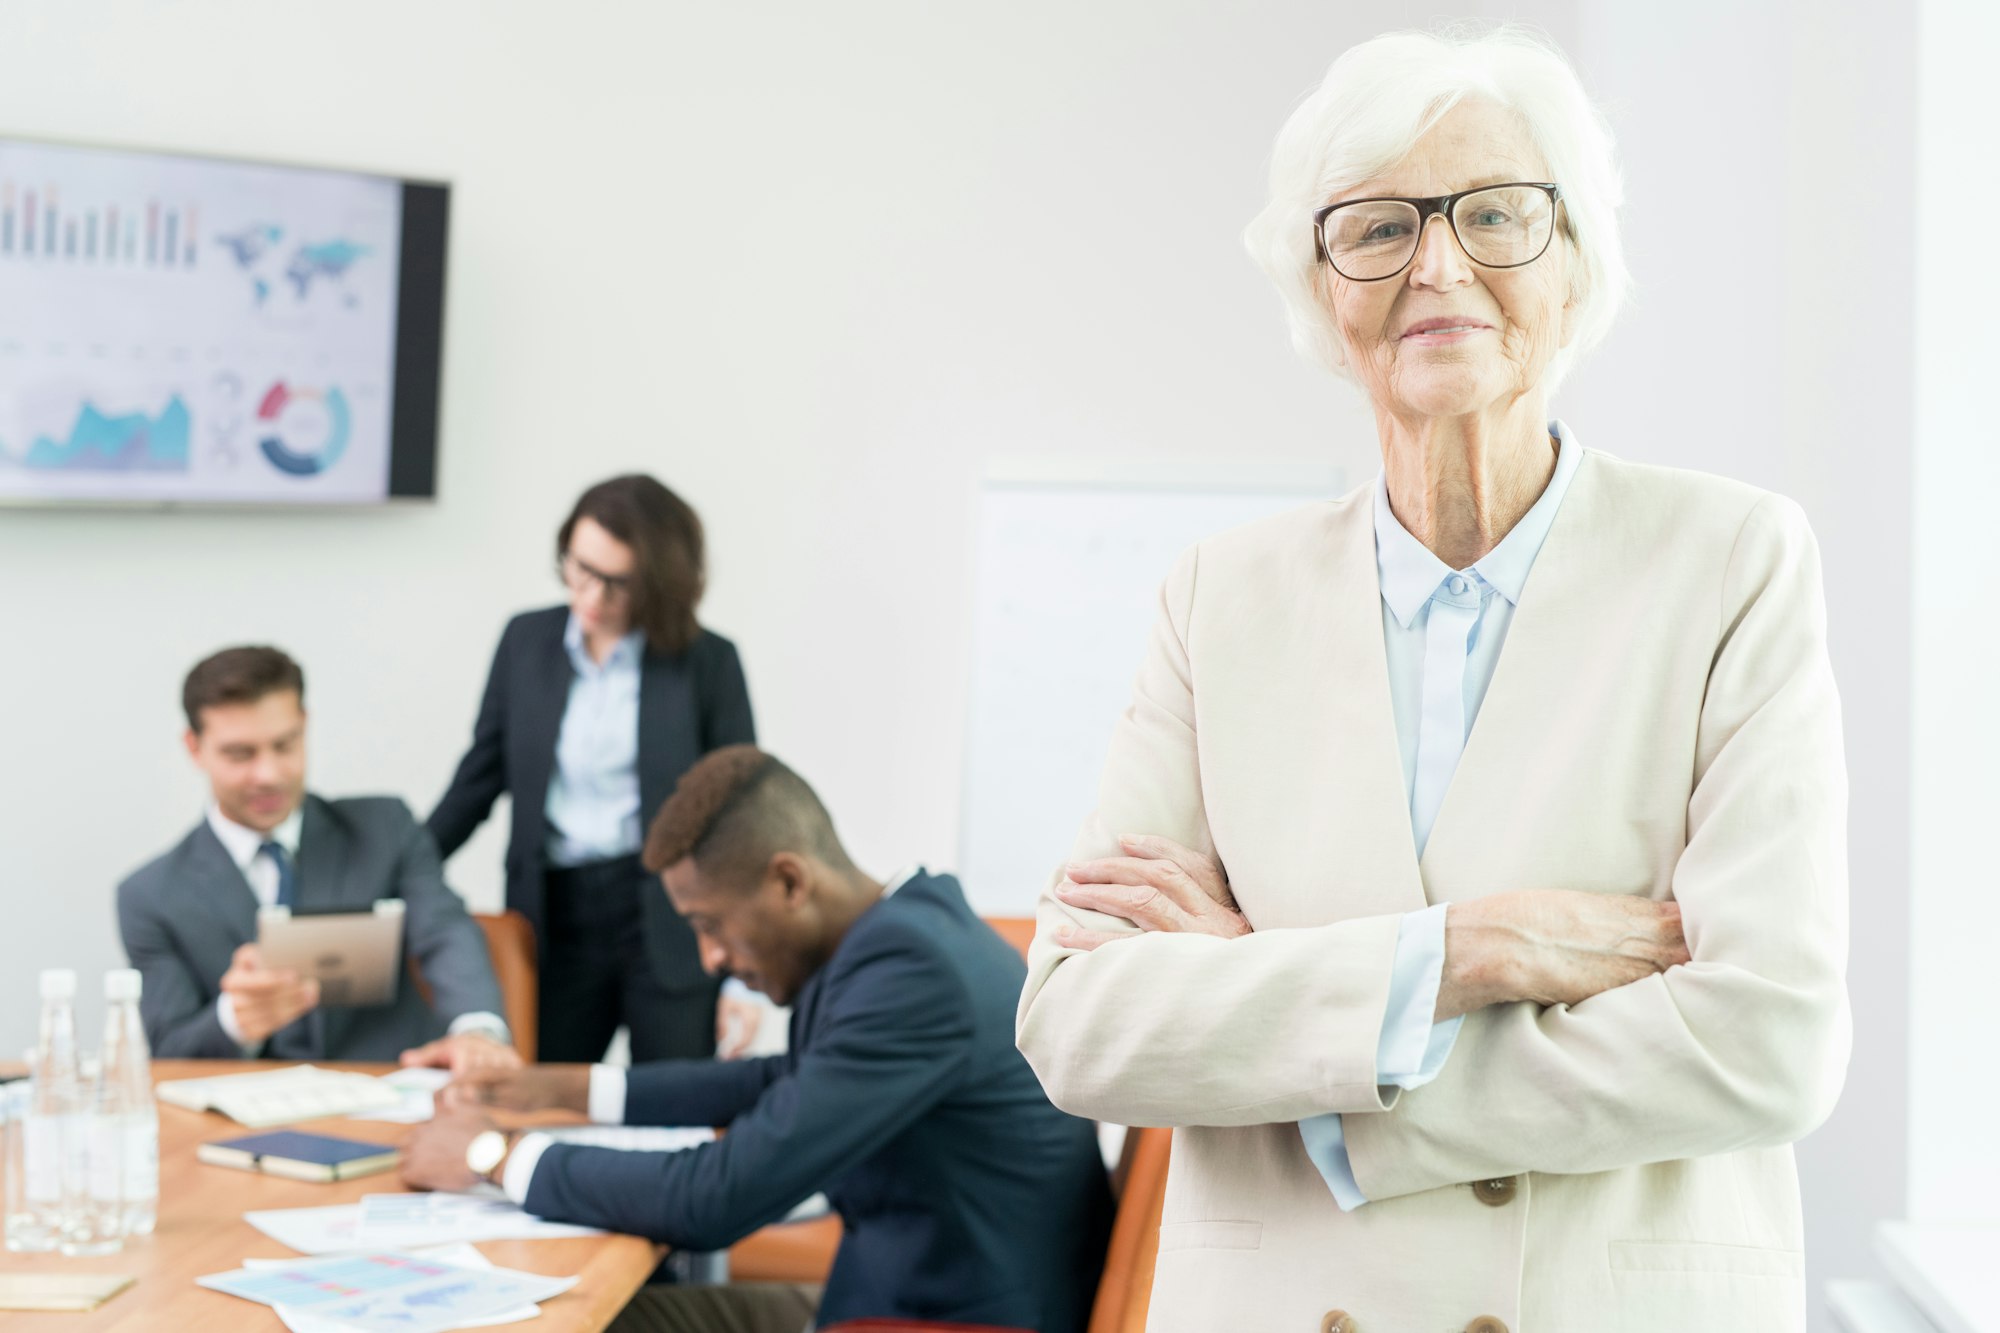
(1054, 834, 1250, 950)
(1438, 890, 1690, 1021)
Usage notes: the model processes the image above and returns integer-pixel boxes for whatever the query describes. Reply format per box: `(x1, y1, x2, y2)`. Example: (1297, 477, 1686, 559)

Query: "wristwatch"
(466, 1129, 510, 1184)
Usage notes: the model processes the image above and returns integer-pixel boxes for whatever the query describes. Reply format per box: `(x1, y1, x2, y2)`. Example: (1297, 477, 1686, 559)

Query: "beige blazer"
(1016, 450, 1851, 1332)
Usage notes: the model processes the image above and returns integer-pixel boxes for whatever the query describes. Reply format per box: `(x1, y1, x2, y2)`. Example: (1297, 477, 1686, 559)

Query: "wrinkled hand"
(399, 1105, 500, 1194)
(440, 1063, 592, 1115)
(220, 943, 319, 1046)
(398, 1030, 524, 1079)
(1440, 890, 1691, 1021)
(1053, 834, 1250, 951)
(715, 991, 763, 1061)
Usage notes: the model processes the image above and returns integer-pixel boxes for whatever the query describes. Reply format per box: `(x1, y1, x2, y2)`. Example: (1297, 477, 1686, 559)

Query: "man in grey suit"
(117, 646, 520, 1073)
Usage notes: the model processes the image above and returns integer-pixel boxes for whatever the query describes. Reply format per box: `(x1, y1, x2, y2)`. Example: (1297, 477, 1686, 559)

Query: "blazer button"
(1472, 1176, 1517, 1206)
(1464, 1318, 1509, 1333)
(1320, 1312, 1357, 1333)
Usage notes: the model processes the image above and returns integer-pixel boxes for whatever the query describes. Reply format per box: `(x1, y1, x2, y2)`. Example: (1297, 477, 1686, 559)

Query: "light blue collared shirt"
(1299, 421, 1584, 1210)
(543, 616, 646, 868)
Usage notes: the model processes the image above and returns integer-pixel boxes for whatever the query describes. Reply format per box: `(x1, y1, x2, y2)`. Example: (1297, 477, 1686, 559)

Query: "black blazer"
(116, 794, 504, 1060)
(425, 605, 754, 988)
(522, 872, 1113, 1332)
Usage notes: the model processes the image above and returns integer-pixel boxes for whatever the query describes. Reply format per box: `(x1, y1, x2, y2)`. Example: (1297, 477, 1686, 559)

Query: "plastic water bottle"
(99, 969, 157, 1236)
(27, 971, 80, 1249)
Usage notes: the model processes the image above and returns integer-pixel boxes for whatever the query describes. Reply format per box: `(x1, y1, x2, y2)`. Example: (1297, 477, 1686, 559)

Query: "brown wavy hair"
(558, 474, 705, 657)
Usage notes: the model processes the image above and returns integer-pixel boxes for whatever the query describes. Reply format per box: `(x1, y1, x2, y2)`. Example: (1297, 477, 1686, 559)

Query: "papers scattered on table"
(246, 1191, 603, 1255)
(199, 1248, 575, 1333)
(158, 1065, 405, 1127)
(269, 1246, 539, 1332)
(346, 1067, 453, 1124)
(0, 1272, 136, 1312)
(538, 1123, 716, 1152)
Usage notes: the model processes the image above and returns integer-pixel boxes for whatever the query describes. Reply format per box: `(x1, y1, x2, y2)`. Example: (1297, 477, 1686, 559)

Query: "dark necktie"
(258, 840, 296, 909)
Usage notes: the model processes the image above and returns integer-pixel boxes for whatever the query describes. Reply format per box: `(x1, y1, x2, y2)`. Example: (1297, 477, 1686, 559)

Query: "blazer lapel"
(637, 650, 695, 821)
(184, 823, 261, 954)
(520, 626, 575, 824)
(1203, 492, 1427, 928)
(1417, 452, 1602, 897)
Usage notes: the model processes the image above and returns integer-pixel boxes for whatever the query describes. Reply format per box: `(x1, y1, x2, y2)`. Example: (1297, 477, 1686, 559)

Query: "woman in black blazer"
(427, 475, 756, 1062)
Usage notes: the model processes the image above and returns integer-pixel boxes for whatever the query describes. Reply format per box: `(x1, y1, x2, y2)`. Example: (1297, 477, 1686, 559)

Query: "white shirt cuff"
(1299, 1113, 1368, 1211)
(215, 993, 265, 1056)
(447, 1012, 513, 1046)
(501, 1131, 555, 1205)
(587, 1064, 627, 1126)
(1377, 902, 1463, 1088)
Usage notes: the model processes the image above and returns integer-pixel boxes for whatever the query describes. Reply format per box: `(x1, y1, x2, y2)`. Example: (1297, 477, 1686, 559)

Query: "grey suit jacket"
(116, 794, 505, 1061)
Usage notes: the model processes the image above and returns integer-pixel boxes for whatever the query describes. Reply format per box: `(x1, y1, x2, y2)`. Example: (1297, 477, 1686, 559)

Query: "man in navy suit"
(402, 745, 1111, 1333)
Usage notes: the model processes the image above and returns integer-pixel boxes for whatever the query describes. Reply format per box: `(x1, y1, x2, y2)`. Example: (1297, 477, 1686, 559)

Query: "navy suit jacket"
(116, 794, 504, 1060)
(523, 871, 1112, 1331)
(425, 606, 754, 989)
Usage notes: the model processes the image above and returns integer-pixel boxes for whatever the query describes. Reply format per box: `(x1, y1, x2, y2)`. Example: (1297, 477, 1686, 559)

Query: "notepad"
(0, 1273, 136, 1311)
(198, 1130, 402, 1182)
(157, 1064, 404, 1126)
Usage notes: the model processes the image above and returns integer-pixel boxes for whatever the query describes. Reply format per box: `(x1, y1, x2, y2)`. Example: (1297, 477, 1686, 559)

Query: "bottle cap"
(39, 969, 76, 1000)
(104, 969, 142, 1002)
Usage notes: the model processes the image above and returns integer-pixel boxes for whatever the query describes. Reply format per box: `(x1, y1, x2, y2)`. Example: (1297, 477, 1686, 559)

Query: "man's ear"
(769, 851, 813, 906)
(182, 728, 202, 762)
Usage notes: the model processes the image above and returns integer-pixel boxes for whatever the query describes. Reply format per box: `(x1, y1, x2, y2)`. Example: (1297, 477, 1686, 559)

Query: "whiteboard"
(959, 463, 1343, 915)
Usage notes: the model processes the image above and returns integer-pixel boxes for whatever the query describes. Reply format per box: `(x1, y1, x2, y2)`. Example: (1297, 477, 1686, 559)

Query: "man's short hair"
(643, 745, 849, 887)
(182, 646, 306, 733)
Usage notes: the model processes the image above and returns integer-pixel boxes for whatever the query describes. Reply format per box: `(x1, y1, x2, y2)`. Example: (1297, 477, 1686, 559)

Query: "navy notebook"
(196, 1130, 402, 1182)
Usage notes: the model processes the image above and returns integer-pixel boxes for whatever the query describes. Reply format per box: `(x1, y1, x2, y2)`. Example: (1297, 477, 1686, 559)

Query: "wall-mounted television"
(0, 136, 446, 505)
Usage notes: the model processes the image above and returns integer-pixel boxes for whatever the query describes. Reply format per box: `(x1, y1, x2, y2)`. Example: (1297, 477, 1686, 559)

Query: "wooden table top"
(0, 1060, 664, 1333)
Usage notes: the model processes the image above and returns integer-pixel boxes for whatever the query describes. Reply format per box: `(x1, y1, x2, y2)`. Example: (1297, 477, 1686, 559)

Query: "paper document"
(271, 1246, 537, 1332)
(347, 1067, 453, 1124)
(199, 1250, 574, 1333)
(158, 1065, 404, 1126)
(0, 1273, 136, 1312)
(246, 1192, 601, 1255)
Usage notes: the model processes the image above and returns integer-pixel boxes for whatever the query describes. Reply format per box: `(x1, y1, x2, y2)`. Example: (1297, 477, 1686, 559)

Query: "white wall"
(0, 3, 1912, 1326)
(1909, 0, 2000, 1226)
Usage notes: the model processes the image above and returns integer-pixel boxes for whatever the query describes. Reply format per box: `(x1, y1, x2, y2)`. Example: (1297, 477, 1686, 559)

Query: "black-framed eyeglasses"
(557, 551, 634, 600)
(1313, 182, 1564, 282)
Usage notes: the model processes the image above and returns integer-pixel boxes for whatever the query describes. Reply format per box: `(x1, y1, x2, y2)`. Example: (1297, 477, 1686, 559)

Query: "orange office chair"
(408, 909, 540, 1062)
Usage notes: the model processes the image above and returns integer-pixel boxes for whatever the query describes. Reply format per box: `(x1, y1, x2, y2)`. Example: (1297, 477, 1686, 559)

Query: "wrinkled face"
(562, 516, 635, 640)
(1319, 99, 1576, 421)
(184, 690, 308, 833)
(663, 857, 818, 1006)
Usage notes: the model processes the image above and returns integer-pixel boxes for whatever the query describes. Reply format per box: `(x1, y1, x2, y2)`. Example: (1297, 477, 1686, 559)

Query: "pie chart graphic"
(256, 381, 351, 477)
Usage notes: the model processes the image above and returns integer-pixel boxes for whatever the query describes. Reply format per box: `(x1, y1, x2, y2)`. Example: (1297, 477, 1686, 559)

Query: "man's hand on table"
(440, 1063, 593, 1115)
(400, 1104, 507, 1193)
(398, 1030, 524, 1078)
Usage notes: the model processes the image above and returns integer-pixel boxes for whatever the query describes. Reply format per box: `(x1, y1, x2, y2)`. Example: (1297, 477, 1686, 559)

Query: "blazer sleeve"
(390, 803, 507, 1026)
(697, 634, 756, 751)
(116, 873, 239, 1059)
(1015, 544, 1408, 1127)
(523, 924, 975, 1251)
(621, 1055, 788, 1128)
(1343, 495, 1851, 1200)
(426, 619, 516, 860)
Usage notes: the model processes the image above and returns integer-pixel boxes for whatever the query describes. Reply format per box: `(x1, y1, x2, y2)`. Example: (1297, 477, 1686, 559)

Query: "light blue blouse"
(543, 616, 646, 868)
(1298, 421, 1583, 1209)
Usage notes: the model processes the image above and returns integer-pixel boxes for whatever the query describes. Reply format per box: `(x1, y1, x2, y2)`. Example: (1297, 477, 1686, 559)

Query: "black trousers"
(539, 855, 720, 1064)
(608, 1284, 819, 1333)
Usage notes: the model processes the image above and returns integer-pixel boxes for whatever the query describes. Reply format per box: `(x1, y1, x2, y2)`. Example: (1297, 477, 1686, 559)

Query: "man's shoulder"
(831, 875, 987, 993)
(310, 794, 418, 840)
(118, 821, 218, 905)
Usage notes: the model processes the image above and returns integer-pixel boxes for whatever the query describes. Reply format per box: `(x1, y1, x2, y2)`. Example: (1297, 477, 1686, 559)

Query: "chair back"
(1086, 1126, 1170, 1333)
(983, 915, 1036, 961)
(472, 911, 538, 1062)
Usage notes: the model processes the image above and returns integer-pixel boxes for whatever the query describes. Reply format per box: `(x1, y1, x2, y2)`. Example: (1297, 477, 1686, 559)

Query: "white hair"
(1244, 24, 1628, 394)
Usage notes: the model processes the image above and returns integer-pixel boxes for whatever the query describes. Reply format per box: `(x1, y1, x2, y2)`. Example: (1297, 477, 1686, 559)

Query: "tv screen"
(0, 136, 446, 505)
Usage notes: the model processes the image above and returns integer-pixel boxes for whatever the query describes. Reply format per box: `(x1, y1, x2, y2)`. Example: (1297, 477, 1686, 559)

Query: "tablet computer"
(256, 899, 406, 1007)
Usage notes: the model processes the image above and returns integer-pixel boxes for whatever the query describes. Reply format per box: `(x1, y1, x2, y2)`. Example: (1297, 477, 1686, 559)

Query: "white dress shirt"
(205, 802, 508, 1054)
(502, 865, 924, 1203)
(1298, 421, 1583, 1209)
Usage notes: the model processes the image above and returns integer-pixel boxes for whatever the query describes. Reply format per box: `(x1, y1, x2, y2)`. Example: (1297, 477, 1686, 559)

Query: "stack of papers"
(0, 1273, 136, 1312)
(247, 1191, 604, 1255)
(159, 1065, 404, 1126)
(346, 1067, 454, 1124)
(200, 1246, 575, 1333)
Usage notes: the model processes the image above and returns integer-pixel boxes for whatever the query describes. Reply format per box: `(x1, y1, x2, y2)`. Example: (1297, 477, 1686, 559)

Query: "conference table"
(0, 1060, 665, 1333)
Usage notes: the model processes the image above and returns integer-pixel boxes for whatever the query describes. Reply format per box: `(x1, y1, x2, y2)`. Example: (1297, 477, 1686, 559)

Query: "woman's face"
(563, 515, 636, 639)
(1319, 100, 1575, 423)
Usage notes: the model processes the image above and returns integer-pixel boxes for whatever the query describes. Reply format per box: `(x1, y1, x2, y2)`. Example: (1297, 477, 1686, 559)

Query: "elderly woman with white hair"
(1016, 25, 1849, 1333)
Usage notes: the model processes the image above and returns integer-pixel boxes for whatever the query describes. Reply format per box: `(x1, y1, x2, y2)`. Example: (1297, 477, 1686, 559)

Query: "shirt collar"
(880, 865, 922, 898)
(206, 801, 303, 873)
(1373, 419, 1583, 628)
(562, 613, 644, 675)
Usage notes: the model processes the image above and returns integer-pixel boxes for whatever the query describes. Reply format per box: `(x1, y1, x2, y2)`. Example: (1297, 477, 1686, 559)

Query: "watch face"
(467, 1130, 507, 1176)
